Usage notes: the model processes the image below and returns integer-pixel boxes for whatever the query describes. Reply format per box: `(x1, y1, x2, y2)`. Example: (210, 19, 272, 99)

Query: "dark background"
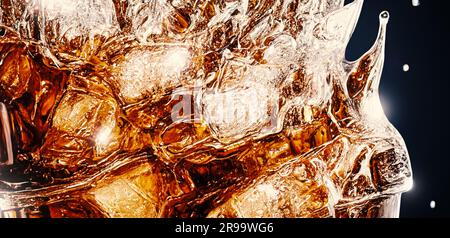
(344, 0, 449, 217)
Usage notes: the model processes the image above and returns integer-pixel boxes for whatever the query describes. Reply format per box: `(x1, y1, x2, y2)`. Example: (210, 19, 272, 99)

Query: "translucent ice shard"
(114, 45, 192, 103)
(35, 0, 119, 40)
(125, 0, 171, 42)
(201, 62, 281, 144)
(90, 163, 161, 218)
(0, 0, 412, 218)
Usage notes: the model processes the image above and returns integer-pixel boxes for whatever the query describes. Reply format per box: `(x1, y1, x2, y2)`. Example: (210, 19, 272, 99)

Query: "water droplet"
(403, 64, 410, 72)
(412, 0, 420, 7)
(430, 200, 436, 209)
(380, 11, 389, 20)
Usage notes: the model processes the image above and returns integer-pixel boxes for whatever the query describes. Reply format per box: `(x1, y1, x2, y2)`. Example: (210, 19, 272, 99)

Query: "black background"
(344, 0, 449, 217)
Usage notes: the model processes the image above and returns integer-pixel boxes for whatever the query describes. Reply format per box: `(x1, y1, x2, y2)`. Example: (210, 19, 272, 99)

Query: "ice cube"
(37, 0, 119, 41)
(263, 35, 297, 65)
(0, 47, 31, 100)
(125, 0, 171, 42)
(208, 159, 330, 218)
(201, 61, 282, 144)
(93, 179, 157, 218)
(90, 163, 164, 218)
(202, 82, 279, 144)
(115, 46, 192, 103)
(50, 90, 120, 157)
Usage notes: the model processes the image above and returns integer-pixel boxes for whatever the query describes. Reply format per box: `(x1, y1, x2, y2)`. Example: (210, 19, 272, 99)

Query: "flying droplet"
(430, 200, 436, 209)
(412, 0, 420, 7)
(403, 64, 410, 72)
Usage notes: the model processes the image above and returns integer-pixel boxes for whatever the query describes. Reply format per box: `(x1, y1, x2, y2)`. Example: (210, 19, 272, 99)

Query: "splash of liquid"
(0, 0, 412, 218)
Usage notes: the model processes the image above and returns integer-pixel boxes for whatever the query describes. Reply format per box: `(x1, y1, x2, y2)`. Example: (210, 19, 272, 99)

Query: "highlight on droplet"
(430, 200, 436, 209)
(403, 64, 410, 72)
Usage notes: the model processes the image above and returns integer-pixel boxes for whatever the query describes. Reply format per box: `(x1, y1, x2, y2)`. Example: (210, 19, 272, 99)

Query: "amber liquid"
(0, 0, 411, 218)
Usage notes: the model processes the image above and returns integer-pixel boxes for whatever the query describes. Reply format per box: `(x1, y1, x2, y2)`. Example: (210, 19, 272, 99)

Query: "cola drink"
(0, 0, 412, 218)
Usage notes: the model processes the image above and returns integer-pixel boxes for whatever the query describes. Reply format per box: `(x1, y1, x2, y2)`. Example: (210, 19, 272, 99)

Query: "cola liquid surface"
(0, 0, 412, 218)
